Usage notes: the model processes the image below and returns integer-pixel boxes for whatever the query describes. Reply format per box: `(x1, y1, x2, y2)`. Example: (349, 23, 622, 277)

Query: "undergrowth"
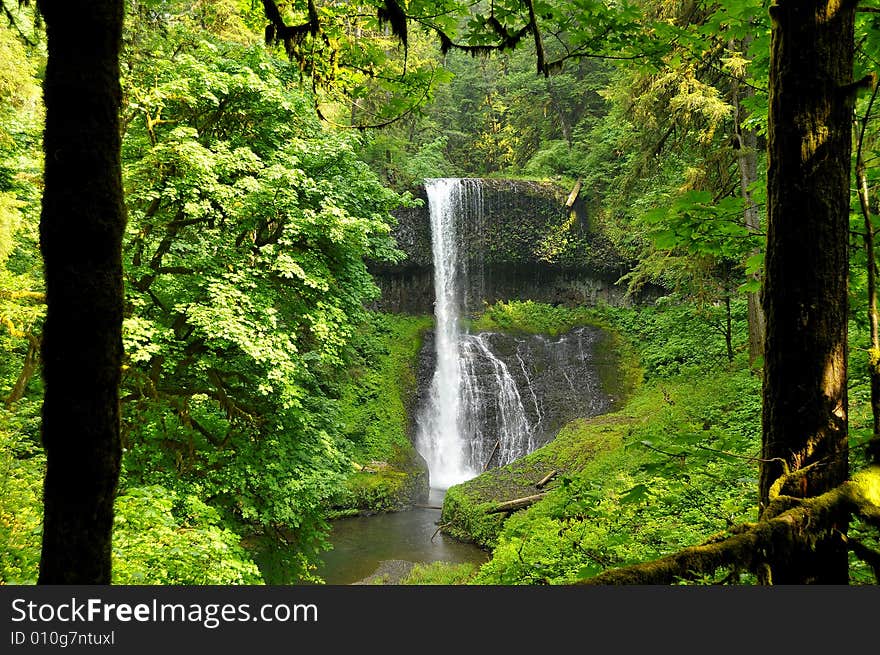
(449, 298, 771, 584)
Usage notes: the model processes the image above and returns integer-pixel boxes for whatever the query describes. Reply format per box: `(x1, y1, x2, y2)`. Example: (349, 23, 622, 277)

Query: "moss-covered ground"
(442, 299, 768, 582)
(331, 312, 433, 514)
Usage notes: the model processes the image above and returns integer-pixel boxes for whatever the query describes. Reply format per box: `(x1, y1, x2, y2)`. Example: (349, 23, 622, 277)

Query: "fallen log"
(535, 470, 558, 489)
(487, 493, 547, 514)
(565, 179, 582, 208)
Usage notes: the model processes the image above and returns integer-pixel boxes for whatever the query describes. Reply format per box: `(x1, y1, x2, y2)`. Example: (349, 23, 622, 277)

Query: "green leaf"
(738, 279, 761, 294)
(744, 252, 764, 275)
(576, 563, 604, 579)
(619, 483, 651, 505)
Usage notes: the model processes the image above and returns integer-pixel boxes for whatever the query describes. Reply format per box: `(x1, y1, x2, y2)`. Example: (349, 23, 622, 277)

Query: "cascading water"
(416, 178, 469, 488)
(459, 333, 535, 470)
(416, 178, 616, 490)
(417, 179, 535, 488)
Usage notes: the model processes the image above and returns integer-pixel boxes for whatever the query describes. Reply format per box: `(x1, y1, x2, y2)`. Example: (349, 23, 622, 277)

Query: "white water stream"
(416, 179, 535, 488)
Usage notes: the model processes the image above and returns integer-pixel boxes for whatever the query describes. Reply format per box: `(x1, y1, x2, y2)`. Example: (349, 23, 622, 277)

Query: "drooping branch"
(262, 0, 318, 59)
(521, 0, 546, 75)
(377, 0, 407, 50)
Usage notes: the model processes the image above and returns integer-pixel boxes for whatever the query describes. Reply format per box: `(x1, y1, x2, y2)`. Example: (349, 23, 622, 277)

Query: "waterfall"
(415, 179, 615, 490)
(459, 333, 534, 470)
(416, 179, 535, 488)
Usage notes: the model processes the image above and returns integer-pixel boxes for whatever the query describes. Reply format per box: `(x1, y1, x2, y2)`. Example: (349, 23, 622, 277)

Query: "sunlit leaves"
(118, 25, 411, 578)
(112, 486, 263, 584)
(645, 190, 754, 261)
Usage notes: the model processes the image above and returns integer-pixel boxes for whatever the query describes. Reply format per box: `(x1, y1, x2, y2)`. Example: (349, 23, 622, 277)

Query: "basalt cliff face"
(370, 179, 645, 314)
(413, 326, 621, 478)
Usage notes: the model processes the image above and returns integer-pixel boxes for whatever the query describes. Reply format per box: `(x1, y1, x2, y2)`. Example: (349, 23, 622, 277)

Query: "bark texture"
(732, 75, 765, 366)
(856, 83, 880, 436)
(760, 0, 855, 583)
(37, 0, 125, 584)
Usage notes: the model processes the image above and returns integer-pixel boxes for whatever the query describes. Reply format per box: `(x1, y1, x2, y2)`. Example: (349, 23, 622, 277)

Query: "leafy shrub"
(113, 486, 263, 585)
(0, 402, 43, 584)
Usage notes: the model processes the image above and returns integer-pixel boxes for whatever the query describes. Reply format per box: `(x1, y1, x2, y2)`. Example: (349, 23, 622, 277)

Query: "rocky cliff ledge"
(370, 179, 642, 314)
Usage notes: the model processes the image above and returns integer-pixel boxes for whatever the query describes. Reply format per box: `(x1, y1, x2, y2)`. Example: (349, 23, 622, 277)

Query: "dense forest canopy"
(1, 0, 880, 585)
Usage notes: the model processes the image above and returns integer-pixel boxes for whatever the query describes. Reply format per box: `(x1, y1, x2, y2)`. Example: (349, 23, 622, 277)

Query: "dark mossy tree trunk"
(759, 0, 855, 583)
(36, 0, 125, 584)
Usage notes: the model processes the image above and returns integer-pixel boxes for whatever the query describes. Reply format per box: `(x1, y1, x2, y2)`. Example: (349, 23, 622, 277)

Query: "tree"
(117, 28, 408, 578)
(36, 0, 125, 584)
(577, 0, 880, 585)
(758, 0, 856, 583)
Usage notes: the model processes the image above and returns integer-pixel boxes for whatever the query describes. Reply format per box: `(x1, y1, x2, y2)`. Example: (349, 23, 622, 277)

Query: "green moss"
(338, 312, 432, 463)
(402, 561, 480, 585)
(333, 312, 432, 513)
(441, 412, 633, 548)
(333, 468, 414, 514)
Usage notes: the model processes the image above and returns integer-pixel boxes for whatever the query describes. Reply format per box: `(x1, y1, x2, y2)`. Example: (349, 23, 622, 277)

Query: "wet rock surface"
(352, 559, 416, 585)
(369, 179, 654, 314)
(414, 326, 617, 472)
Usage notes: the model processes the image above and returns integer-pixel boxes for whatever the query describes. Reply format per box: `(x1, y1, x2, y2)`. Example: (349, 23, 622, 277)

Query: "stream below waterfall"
(311, 489, 488, 584)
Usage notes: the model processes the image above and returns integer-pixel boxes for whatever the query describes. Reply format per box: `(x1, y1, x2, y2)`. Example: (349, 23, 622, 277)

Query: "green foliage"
(0, 10, 43, 406)
(0, 404, 264, 585)
(524, 140, 583, 178)
(113, 487, 263, 585)
(470, 299, 608, 337)
(402, 561, 479, 585)
(474, 375, 760, 584)
(0, 12, 45, 586)
(334, 470, 411, 514)
(599, 299, 749, 379)
(116, 24, 416, 578)
(472, 298, 743, 380)
(329, 312, 432, 513)
(337, 312, 432, 463)
(0, 401, 43, 584)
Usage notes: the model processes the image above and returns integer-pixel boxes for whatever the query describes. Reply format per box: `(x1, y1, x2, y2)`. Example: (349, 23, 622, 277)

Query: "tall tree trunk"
(759, 0, 854, 583)
(36, 0, 125, 584)
(731, 41, 765, 366)
(856, 84, 880, 436)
